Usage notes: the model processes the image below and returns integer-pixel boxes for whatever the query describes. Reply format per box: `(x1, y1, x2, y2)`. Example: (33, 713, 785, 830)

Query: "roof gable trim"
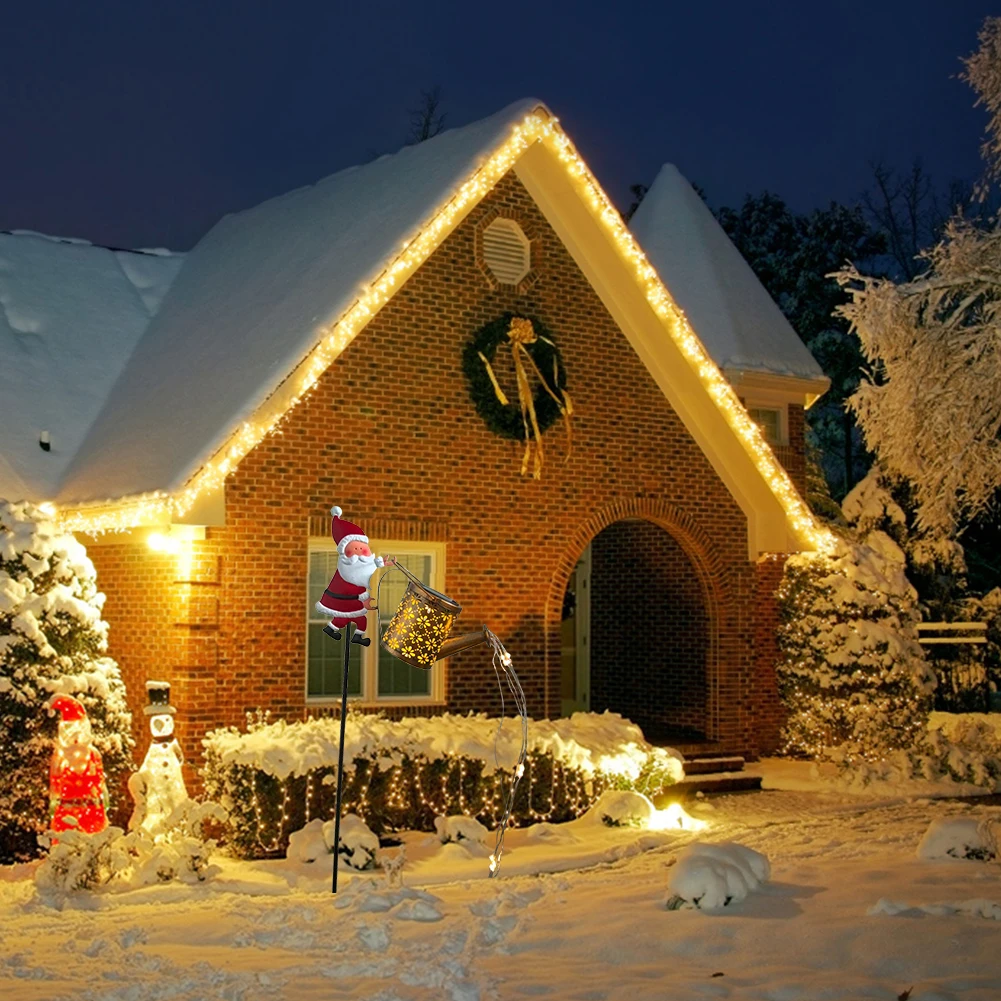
(58, 107, 834, 554)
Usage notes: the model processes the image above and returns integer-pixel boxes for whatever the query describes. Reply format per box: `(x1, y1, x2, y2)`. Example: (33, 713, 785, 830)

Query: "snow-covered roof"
(629, 164, 829, 386)
(55, 99, 543, 504)
(0, 232, 184, 500)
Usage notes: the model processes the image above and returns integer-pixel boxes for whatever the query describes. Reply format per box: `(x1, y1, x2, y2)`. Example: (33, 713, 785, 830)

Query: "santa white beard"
(339, 552, 379, 587)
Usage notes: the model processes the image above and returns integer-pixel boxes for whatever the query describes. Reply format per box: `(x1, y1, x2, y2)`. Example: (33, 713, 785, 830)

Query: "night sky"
(2, 1, 996, 251)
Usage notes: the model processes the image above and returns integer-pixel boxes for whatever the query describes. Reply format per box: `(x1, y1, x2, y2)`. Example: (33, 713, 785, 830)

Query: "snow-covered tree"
(0, 499, 134, 861)
(835, 18, 1001, 536)
(776, 530, 935, 764)
(841, 467, 1000, 711)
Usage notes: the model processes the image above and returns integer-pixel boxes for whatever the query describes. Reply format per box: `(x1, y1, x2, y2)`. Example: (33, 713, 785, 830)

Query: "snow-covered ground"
(4, 775, 1001, 1000)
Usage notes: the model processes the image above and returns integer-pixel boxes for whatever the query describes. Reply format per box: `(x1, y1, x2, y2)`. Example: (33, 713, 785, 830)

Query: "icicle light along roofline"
(55, 110, 836, 554)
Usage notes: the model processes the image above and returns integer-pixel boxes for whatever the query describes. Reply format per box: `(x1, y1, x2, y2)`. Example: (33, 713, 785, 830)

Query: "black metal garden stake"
(331, 620, 354, 893)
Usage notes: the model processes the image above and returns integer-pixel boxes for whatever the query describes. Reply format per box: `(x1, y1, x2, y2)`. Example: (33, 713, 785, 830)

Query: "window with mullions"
(306, 544, 444, 702)
(748, 406, 783, 446)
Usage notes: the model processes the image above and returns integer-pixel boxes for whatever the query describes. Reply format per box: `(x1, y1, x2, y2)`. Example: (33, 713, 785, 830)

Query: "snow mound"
(285, 813, 379, 870)
(586, 789, 656, 827)
(435, 814, 489, 846)
(286, 819, 329, 863)
(666, 842, 770, 911)
(917, 817, 997, 861)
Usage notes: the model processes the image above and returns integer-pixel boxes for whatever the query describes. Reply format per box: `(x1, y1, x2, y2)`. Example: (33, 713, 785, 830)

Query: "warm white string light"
(54, 110, 834, 553)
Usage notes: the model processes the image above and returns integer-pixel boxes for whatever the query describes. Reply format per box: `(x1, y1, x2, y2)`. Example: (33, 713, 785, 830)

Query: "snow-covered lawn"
(4, 776, 1001, 1000)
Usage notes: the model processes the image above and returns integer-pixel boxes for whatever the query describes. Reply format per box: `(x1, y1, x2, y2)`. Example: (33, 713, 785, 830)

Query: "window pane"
(376, 553, 432, 697)
(749, 407, 780, 445)
(307, 549, 362, 698)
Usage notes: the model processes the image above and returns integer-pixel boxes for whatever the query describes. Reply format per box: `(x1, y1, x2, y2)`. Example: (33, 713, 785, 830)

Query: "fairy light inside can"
(381, 574, 463, 670)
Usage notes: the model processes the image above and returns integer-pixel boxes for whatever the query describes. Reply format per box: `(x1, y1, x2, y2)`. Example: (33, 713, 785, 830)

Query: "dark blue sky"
(1, 0, 995, 250)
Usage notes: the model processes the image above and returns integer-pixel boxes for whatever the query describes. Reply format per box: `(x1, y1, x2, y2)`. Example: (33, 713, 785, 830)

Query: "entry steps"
(669, 751, 763, 797)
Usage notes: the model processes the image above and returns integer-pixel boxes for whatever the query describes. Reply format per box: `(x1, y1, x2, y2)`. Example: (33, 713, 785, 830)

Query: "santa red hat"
(48, 694, 87, 722)
(330, 506, 368, 554)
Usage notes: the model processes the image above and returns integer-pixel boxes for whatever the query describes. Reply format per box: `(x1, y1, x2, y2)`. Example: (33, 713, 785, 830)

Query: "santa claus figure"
(128, 681, 189, 837)
(314, 506, 394, 646)
(48, 694, 108, 836)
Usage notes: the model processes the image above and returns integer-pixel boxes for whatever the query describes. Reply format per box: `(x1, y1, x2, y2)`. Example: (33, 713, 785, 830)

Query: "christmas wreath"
(461, 313, 573, 478)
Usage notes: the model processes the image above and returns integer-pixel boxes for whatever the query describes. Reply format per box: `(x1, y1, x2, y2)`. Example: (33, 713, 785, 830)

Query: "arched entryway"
(550, 502, 721, 745)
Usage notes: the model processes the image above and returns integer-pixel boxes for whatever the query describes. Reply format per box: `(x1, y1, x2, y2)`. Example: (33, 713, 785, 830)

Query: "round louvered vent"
(482, 218, 531, 285)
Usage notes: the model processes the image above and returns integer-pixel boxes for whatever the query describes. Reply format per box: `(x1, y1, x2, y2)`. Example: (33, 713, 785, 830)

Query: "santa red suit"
(314, 506, 385, 644)
(48, 694, 108, 836)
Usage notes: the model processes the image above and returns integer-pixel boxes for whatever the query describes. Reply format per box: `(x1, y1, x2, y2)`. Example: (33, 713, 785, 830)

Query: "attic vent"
(482, 218, 531, 285)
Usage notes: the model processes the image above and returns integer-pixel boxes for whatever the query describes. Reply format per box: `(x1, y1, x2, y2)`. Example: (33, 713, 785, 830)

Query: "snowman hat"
(144, 680, 177, 716)
(330, 505, 369, 554)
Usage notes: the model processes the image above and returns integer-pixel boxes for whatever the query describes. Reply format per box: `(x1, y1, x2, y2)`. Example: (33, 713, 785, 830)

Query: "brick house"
(0, 99, 831, 767)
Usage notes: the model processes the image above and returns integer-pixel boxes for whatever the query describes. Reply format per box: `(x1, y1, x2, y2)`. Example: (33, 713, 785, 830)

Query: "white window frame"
(305, 539, 448, 707)
(743, 393, 788, 447)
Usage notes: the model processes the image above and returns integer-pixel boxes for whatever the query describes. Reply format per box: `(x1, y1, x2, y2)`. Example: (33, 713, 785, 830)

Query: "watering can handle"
(367, 558, 411, 612)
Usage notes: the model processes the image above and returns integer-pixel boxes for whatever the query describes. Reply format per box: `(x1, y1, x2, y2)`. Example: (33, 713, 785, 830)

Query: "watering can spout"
(436, 625, 489, 662)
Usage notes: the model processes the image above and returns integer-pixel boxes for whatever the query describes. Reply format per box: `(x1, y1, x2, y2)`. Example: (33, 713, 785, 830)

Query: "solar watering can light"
(314, 507, 529, 893)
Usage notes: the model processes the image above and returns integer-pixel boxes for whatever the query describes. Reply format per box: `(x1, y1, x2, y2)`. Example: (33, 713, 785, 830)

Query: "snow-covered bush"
(917, 817, 998, 862)
(586, 788, 656, 828)
(203, 709, 683, 859)
(776, 529, 935, 764)
(0, 500, 134, 861)
(666, 842, 770, 911)
(34, 818, 221, 904)
(434, 814, 489, 847)
(285, 813, 379, 870)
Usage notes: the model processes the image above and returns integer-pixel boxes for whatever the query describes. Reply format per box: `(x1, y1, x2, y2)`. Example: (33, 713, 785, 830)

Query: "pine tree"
(776, 530, 935, 764)
(0, 499, 134, 861)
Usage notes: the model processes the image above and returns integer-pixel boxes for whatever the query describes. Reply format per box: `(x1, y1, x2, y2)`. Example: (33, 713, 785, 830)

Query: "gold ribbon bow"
(478, 317, 573, 479)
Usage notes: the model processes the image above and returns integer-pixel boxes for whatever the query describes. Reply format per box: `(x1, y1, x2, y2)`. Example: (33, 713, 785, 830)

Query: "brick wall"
(87, 169, 795, 767)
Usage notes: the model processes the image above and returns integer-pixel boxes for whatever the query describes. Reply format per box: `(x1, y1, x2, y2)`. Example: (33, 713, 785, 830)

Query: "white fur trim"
(315, 601, 367, 619)
(331, 506, 342, 517)
(374, 556, 385, 568)
(359, 591, 369, 601)
(336, 533, 369, 553)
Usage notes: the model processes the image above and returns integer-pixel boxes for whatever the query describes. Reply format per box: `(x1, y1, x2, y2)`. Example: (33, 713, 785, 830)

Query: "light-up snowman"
(128, 681, 190, 837)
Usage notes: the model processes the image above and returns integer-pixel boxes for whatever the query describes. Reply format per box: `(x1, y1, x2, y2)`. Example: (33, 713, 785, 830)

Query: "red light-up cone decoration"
(47, 695, 108, 836)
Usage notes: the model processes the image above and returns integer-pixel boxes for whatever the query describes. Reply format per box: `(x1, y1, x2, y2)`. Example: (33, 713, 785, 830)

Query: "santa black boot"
(323, 622, 342, 641)
(351, 631, 371, 647)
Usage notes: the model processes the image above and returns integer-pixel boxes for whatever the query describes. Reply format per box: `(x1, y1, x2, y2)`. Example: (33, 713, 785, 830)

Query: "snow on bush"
(776, 529, 935, 764)
(287, 818, 330, 863)
(204, 709, 683, 858)
(286, 813, 379, 870)
(917, 817, 998, 862)
(434, 814, 489, 846)
(586, 788, 656, 828)
(34, 813, 222, 905)
(666, 842, 771, 911)
(0, 499, 134, 861)
(839, 714, 1001, 792)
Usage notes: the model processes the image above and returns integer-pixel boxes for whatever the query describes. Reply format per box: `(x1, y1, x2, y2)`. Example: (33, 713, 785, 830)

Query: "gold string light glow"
(55, 110, 835, 554)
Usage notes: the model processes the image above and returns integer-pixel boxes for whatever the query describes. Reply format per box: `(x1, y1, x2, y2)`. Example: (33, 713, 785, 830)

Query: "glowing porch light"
(647, 801, 708, 832)
(147, 531, 181, 555)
